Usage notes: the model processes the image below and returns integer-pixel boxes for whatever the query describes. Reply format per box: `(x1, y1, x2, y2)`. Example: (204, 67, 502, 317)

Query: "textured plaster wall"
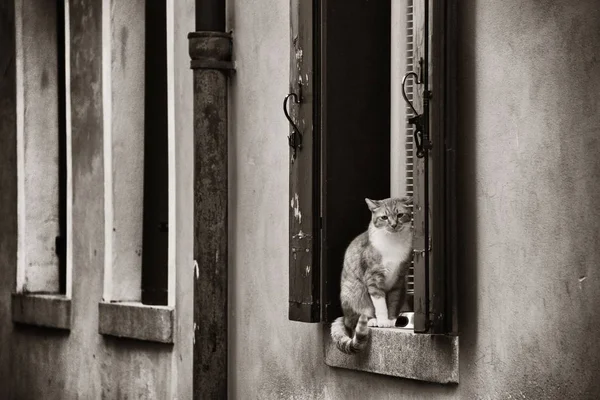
(0, 0, 194, 398)
(16, 0, 61, 292)
(104, 0, 145, 302)
(229, 0, 600, 399)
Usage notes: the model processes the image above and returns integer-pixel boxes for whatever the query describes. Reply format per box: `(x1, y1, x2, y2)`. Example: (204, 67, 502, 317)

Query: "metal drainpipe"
(189, 0, 232, 398)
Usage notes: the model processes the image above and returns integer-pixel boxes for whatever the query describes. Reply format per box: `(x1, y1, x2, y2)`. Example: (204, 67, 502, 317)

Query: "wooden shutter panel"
(288, 0, 319, 322)
(320, 0, 391, 322)
(411, 0, 429, 333)
(430, 0, 458, 334)
(411, 0, 459, 334)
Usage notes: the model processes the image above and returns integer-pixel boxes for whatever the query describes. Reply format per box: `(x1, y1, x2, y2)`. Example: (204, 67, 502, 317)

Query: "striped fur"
(331, 197, 413, 355)
(331, 314, 370, 354)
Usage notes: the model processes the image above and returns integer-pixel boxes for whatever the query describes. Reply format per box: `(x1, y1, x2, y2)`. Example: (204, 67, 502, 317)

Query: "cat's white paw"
(377, 318, 394, 328)
(367, 318, 378, 327)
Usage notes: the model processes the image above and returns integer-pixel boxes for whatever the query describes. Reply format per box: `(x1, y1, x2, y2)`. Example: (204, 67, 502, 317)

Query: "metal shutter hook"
(283, 93, 302, 160)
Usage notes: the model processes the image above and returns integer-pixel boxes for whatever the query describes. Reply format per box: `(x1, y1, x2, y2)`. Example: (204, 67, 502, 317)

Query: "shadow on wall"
(456, 0, 479, 384)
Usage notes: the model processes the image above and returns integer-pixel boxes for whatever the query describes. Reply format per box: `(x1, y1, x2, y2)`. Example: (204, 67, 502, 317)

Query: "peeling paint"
(305, 265, 311, 276)
(291, 193, 302, 223)
(293, 230, 309, 240)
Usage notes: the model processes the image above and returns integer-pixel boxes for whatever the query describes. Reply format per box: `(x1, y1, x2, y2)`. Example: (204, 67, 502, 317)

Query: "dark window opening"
(56, 0, 67, 295)
(141, 0, 169, 306)
(319, 0, 392, 322)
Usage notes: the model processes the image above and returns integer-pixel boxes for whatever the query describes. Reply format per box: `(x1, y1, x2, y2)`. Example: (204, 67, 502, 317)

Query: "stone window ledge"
(325, 327, 459, 384)
(12, 293, 72, 330)
(98, 301, 174, 344)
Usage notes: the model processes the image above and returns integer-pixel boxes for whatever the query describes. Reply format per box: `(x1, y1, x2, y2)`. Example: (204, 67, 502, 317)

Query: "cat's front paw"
(377, 318, 395, 328)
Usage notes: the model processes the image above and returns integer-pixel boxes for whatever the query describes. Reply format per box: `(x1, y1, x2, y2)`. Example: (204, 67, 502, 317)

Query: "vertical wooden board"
(411, 0, 429, 332)
(429, 0, 445, 333)
(142, 0, 169, 306)
(413, 0, 457, 334)
(445, 0, 459, 335)
(430, 0, 458, 334)
(320, 0, 391, 322)
(288, 0, 319, 322)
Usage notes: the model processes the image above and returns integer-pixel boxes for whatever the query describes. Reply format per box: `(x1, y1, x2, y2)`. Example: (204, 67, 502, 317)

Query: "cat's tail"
(330, 314, 369, 354)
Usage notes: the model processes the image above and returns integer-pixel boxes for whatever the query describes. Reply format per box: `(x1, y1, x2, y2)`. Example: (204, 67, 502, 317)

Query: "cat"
(330, 196, 413, 354)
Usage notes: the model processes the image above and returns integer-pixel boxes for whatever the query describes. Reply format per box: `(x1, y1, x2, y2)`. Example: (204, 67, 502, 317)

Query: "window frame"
(288, 0, 459, 383)
(97, 0, 175, 343)
(11, 0, 72, 330)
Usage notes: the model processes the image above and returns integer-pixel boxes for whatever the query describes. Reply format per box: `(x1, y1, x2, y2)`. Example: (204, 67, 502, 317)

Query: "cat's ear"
(400, 196, 413, 206)
(365, 198, 381, 211)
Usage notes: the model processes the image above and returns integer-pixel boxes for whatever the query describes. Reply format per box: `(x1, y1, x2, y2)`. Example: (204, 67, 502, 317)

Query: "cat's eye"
(397, 213, 404, 219)
(380, 216, 388, 220)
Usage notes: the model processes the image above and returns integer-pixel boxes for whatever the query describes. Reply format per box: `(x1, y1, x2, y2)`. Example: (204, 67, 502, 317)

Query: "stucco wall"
(229, 0, 600, 399)
(0, 0, 194, 398)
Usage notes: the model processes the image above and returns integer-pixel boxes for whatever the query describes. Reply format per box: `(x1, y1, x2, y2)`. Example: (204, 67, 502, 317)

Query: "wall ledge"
(98, 301, 174, 344)
(12, 293, 72, 330)
(325, 327, 459, 384)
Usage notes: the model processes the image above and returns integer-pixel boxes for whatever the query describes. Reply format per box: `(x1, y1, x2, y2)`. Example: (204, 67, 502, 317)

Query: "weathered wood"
(12, 293, 71, 330)
(288, 0, 319, 322)
(319, 0, 392, 322)
(189, 31, 231, 400)
(430, 0, 459, 334)
(98, 302, 174, 343)
(412, 0, 429, 333)
(413, 0, 459, 335)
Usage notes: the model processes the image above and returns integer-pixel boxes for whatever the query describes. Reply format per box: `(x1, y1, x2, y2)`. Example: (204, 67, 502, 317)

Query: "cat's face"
(365, 197, 412, 233)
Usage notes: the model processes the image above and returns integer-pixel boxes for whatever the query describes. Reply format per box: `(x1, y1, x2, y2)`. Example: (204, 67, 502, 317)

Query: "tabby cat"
(330, 197, 413, 354)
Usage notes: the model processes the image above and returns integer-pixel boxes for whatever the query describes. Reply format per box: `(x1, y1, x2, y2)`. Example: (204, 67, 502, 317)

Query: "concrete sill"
(12, 293, 72, 330)
(325, 327, 459, 384)
(98, 301, 174, 344)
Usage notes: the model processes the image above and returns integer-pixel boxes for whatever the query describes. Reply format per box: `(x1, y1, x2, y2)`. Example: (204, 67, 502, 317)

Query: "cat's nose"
(390, 222, 398, 228)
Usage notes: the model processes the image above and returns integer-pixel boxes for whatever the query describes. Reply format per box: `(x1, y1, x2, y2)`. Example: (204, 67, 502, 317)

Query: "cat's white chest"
(371, 230, 411, 289)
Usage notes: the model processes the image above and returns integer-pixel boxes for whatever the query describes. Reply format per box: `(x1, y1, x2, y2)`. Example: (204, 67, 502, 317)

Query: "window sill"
(98, 301, 174, 344)
(12, 293, 72, 330)
(325, 326, 459, 384)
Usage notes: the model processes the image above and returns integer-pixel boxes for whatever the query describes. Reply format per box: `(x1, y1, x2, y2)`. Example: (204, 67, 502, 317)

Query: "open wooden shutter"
(411, 0, 430, 333)
(288, 0, 319, 322)
(411, 0, 458, 334)
(288, 0, 392, 323)
(430, 0, 458, 334)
